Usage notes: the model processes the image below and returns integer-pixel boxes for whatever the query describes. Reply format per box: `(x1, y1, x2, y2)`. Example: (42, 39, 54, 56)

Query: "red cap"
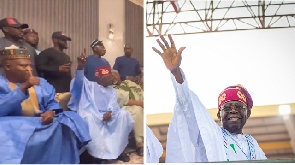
(95, 66, 111, 77)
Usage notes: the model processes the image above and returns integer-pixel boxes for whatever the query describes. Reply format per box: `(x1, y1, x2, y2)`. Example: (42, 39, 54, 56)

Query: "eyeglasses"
(220, 103, 247, 112)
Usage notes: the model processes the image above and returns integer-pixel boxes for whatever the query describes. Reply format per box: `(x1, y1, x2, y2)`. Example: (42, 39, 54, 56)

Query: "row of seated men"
(0, 17, 144, 164)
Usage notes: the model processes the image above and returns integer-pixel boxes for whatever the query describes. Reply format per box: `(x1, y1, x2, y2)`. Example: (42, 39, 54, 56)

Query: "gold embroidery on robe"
(9, 82, 41, 116)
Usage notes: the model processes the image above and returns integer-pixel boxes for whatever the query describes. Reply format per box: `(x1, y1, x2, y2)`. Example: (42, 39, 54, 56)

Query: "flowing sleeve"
(40, 79, 61, 112)
(68, 70, 91, 112)
(0, 88, 28, 117)
(146, 125, 163, 163)
(166, 68, 226, 163)
(165, 68, 204, 163)
(83, 61, 88, 77)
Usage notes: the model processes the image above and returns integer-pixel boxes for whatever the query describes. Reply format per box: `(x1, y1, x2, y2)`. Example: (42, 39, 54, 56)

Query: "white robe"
(146, 125, 163, 163)
(68, 70, 135, 159)
(165, 68, 267, 162)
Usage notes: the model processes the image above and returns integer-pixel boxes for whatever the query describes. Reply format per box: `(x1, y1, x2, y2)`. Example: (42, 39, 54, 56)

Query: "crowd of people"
(0, 15, 269, 164)
(0, 17, 144, 164)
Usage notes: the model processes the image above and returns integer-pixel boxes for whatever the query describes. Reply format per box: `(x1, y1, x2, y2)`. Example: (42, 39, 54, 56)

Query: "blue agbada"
(0, 76, 91, 164)
(68, 70, 134, 159)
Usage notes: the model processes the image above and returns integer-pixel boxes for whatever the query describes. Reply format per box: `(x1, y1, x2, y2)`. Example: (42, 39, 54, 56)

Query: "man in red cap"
(68, 53, 135, 163)
(23, 28, 40, 55)
(148, 35, 267, 163)
(0, 17, 38, 76)
(36, 31, 72, 110)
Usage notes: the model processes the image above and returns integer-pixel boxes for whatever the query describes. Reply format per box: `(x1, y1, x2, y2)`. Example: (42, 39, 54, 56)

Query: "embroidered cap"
(218, 84, 253, 109)
(90, 39, 103, 48)
(0, 45, 30, 61)
(95, 65, 111, 77)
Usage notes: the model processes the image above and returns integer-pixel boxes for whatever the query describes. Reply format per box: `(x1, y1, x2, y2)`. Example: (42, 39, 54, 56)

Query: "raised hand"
(21, 70, 40, 92)
(77, 48, 88, 70)
(152, 34, 186, 72)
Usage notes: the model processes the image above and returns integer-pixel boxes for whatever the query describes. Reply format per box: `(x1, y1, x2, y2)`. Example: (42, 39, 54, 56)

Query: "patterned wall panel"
(125, 0, 143, 66)
(0, 0, 99, 72)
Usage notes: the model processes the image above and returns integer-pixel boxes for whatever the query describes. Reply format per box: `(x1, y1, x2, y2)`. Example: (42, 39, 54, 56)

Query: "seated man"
(112, 70, 144, 156)
(68, 54, 135, 164)
(0, 45, 91, 164)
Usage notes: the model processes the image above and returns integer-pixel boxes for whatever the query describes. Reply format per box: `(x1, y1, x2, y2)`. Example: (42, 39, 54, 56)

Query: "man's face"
(94, 45, 106, 56)
(97, 74, 115, 87)
(57, 38, 68, 49)
(3, 26, 24, 40)
(24, 33, 39, 47)
(5, 58, 32, 82)
(124, 45, 132, 56)
(217, 100, 251, 134)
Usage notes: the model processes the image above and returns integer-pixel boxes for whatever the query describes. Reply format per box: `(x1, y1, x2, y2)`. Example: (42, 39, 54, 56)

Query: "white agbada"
(165, 68, 267, 163)
(146, 125, 163, 163)
(68, 70, 135, 159)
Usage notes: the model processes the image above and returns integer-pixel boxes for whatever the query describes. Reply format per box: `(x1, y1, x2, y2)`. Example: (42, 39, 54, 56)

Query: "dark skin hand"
(24, 70, 54, 124)
(20, 66, 40, 93)
(59, 64, 71, 72)
(152, 34, 186, 84)
(41, 110, 55, 124)
(77, 49, 88, 70)
(103, 111, 112, 122)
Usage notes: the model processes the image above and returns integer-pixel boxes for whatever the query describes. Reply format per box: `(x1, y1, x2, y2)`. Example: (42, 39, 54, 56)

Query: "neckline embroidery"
(222, 127, 256, 161)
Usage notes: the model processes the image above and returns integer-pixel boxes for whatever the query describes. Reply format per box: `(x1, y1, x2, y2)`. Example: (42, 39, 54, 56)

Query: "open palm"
(152, 34, 186, 72)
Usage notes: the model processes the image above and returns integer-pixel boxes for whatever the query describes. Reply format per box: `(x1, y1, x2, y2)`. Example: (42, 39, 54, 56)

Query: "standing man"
(23, 28, 41, 55)
(84, 39, 111, 81)
(36, 31, 72, 110)
(0, 17, 38, 76)
(150, 35, 267, 162)
(113, 44, 141, 81)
